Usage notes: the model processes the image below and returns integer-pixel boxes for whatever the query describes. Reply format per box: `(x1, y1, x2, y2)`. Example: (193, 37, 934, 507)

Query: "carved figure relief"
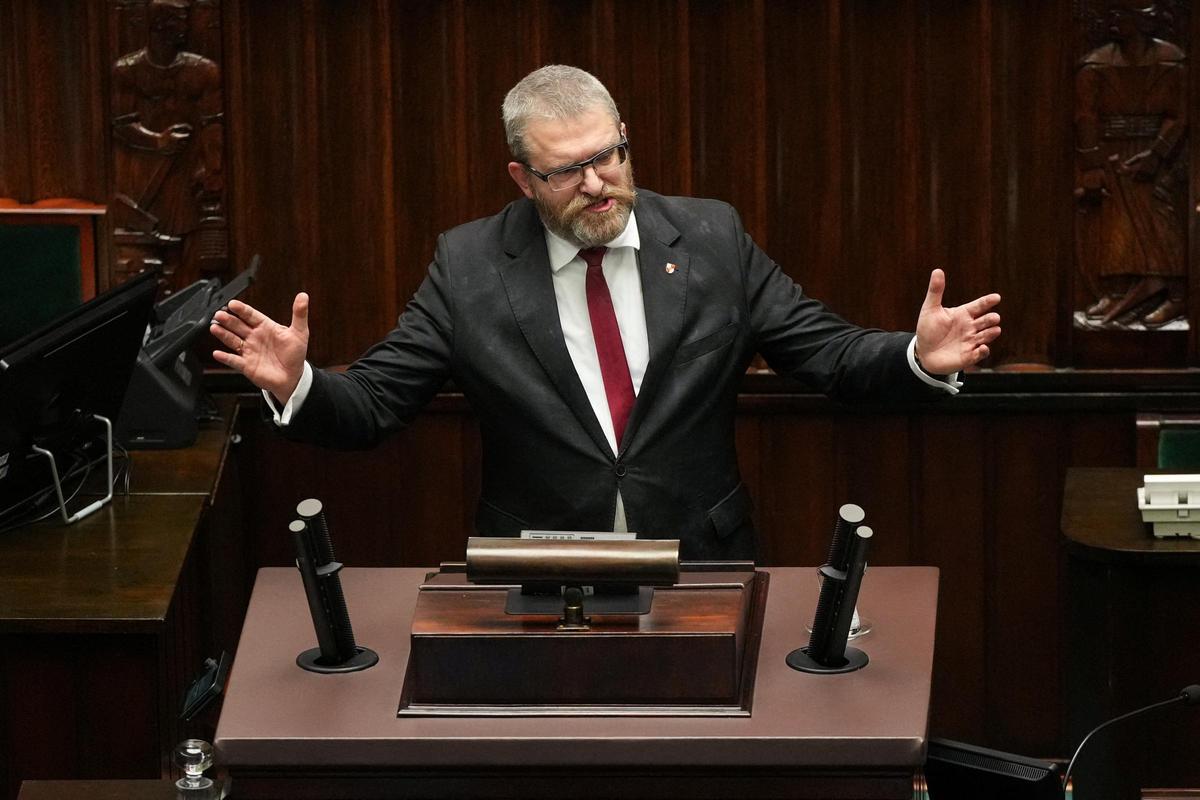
(110, 0, 227, 290)
(1074, 0, 1189, 331)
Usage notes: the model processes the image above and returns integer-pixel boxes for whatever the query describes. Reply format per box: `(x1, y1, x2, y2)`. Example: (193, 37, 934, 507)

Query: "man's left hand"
(915, 268, 1001, 375)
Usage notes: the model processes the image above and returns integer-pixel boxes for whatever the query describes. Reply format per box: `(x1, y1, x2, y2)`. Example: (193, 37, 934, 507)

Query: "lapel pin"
(665, 263, 677, 274)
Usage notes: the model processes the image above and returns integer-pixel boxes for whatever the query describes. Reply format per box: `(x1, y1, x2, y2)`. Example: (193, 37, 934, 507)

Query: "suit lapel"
(497, 200, 614, 459)
(622, 200, 687, 452)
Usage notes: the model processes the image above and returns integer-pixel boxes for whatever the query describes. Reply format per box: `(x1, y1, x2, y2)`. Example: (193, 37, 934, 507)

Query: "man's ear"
(508, 162, 535, 199)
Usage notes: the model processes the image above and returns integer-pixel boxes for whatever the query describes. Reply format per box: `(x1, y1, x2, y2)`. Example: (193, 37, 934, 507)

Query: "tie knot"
(579, 247, 607, 269)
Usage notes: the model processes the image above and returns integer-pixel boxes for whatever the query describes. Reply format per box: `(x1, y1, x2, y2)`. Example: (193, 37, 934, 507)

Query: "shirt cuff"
(262, 361, 314, 425)
(907, 337, 962, 395)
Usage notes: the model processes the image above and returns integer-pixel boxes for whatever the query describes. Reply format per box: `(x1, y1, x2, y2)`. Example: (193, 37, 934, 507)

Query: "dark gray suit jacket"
(287, 190, 939, 560)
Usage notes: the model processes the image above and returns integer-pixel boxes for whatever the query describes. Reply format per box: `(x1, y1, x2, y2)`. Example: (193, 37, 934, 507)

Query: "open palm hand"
(210, 293, 310, 402)
(915, 270, 1001, 375)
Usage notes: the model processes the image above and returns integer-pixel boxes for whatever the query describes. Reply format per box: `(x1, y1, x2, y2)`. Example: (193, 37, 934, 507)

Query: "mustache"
(562, 180, 637, 218)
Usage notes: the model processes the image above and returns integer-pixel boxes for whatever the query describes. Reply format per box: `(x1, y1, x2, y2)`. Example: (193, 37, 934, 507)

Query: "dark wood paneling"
(986, 415, 1066, 753)
(610, 1, 692, 197)
(755, 415, 839, 566)
(0, 635, 160, 798)
(914, 414, 989, 740)
(460, 0, 540, 222)
(764, 0, 844, 307)
(0, 0, 30, 199)
(390, 1, 469, 310)
(5, 0, 1194, 365)
(988, 1, 1074, 367)
(0, 0, 108, 202)
(917, 1, 996, 352)
(223, 0, 323, 336)
(688, 1, 767, 242)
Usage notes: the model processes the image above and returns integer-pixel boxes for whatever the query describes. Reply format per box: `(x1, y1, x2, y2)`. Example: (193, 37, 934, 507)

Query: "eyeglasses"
(524, 137, 629, 192)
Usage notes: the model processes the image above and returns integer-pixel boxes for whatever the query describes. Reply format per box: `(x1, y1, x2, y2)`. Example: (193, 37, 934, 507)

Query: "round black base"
(296, 646, 379, 674)
(785, 646, 869, 674)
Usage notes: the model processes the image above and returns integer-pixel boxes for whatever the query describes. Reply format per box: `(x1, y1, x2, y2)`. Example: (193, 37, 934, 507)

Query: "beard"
(532, 164, 638, 248)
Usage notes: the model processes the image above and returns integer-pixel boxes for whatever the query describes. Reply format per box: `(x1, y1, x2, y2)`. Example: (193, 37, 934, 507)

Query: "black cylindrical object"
(296, 498, 358, 661)
(826, 503, 865, 573)
(290, 499, 378, 674)
(290, 519, 340, 662)
(819, 525, 873, 665)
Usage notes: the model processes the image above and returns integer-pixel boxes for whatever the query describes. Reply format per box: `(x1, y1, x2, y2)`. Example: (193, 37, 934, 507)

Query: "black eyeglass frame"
(523, 137, 630, 191)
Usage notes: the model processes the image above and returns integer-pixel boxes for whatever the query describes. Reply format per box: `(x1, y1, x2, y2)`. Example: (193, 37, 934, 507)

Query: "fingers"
(922, 268, 946, 311)
(210, 348, 244, 370)
(963, 292, 1002, 317)
(209, 319, 246, 353)
(973, 312, 1001, 331)
(975, 325, 1002, 346)
(212, 308, 253, 340)
(290, 292, 310, 335)
(225, 298, 271, 327)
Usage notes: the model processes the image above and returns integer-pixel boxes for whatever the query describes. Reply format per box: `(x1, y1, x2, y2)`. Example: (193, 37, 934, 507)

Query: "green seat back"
(1159, 428, 1200, 470)
(0, 223, 82, 348)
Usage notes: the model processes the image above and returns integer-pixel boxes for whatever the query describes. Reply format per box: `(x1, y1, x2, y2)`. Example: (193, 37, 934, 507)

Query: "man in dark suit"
(211, 65, 1001, 560)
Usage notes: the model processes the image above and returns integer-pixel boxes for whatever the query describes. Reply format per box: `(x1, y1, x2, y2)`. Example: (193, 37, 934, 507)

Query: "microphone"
(1063, 684, 1200, 790)
(290, 498, 378, 673)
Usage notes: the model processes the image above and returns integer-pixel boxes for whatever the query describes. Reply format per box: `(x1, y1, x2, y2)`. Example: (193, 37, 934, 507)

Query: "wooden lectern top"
(216, 565, 937, 787)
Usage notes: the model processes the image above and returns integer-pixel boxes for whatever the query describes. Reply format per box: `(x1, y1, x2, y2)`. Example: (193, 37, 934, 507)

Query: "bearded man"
(210, 65, 1001, 561)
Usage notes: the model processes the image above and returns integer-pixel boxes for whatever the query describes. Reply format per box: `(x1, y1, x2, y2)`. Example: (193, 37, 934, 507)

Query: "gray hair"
(502, 65, 620, 162)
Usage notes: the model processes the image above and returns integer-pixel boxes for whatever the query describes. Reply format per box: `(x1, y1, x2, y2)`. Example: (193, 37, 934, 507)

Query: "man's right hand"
(211, 292, 310, 404)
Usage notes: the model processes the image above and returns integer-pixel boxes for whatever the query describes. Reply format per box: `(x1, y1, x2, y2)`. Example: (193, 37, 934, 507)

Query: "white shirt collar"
(545, 208, 641, 273)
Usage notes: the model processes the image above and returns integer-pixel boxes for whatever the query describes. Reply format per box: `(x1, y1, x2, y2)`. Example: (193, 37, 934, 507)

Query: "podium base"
(785, 645, 869, 674)
(296, 646, 379, 674)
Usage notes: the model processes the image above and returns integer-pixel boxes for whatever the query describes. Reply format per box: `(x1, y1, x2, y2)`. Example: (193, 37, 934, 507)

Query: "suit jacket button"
(614, 464, 627, 477)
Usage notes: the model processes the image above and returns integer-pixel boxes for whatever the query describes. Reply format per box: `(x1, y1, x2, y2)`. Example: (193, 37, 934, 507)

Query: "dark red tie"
(579, 247, 635, 448)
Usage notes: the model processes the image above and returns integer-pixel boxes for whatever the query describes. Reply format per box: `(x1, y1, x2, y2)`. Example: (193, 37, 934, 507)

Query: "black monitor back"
(924, 738, 1063, 800)
(0, 270, 158, 519)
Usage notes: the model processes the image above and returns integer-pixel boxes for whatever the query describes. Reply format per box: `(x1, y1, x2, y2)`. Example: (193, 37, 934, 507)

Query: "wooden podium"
(215, 566, 938, 799)
(399, 564, 765, 714)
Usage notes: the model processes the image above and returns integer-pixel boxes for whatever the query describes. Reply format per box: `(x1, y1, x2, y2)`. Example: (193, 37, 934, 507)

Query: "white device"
(1138, 474, 1200, 538)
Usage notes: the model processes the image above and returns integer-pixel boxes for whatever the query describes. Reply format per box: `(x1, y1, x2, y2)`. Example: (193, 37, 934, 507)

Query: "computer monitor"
(924, 738, 1064, 800)
(0, 269, 158, 524)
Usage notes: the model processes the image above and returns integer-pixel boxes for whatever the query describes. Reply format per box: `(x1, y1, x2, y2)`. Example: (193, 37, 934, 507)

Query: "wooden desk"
(216, 566, 938, 799)
(0, 399, 240, 800)
(1062, 468, 1200, 800)
(18, 778, 226, 800)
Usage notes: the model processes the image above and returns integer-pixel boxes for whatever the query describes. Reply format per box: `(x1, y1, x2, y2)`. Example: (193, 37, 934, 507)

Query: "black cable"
(0, 451, 94, 534)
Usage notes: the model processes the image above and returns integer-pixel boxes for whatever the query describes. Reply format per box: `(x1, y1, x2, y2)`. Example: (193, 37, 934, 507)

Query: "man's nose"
(579, 164, 605, 195)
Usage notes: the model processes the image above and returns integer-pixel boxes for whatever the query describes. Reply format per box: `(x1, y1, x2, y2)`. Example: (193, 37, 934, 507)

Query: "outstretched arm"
(210, 292, 311, 403)
(914, 269, 1001, 375)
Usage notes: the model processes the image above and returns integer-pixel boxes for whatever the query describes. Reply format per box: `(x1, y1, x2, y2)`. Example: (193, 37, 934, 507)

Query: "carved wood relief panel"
(1072, 0, 1194, 364)
(109, 0, 227, 292)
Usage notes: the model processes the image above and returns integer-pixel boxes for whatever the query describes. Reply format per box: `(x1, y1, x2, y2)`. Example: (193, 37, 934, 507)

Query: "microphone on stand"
(1062, 684, 1200, 791)
(290, 498, 378, 673)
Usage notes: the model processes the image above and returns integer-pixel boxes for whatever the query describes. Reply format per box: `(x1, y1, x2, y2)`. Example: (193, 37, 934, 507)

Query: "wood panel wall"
(3, 0, 1197, 365)
(223, 0, 1085, 367)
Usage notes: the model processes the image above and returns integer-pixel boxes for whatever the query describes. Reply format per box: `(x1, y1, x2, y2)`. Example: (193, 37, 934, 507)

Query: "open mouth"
(586, 198, 615, 213)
